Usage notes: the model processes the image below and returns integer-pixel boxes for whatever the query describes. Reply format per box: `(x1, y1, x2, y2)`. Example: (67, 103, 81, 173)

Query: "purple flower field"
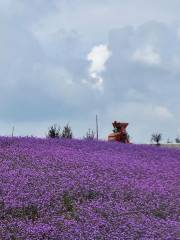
(0, 137, 179, 240)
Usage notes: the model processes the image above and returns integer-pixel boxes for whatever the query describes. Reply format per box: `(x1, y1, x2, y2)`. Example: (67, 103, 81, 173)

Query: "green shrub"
(151, 133, 162, 146)
(47, 124, 61, 138)
(83, 129, 95, 140)
(61, 124, 73, 139)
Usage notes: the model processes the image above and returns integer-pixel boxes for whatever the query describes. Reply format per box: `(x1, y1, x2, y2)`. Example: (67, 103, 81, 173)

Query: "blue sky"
(1, 0, 180, 143)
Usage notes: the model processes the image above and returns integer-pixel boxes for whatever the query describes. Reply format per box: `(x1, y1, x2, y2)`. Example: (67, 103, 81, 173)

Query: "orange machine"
(108, 121, 130, 143)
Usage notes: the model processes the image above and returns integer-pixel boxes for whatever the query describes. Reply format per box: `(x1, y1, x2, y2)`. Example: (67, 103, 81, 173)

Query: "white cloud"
(87, 44, 111, 91)
(132, 46, 161, 65)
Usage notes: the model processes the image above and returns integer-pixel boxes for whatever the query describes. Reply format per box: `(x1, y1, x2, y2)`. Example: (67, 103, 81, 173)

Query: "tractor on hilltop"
(108, 121, 130, 143)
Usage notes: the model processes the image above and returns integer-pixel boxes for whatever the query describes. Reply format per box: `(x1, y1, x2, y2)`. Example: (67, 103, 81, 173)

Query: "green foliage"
(152, 203, 168, 219)
(84, 128, 95, 140)
(167, 138, 173, 144)
(151, 133, 162, 145)
(6, 205, 38, 221)
(47, 124, 73, 139)
(47, 124, 61, 138)
(62, 192, 74, 212)
(61, 124, 73, 139)
(175, 136, 180, 143)
(113, 127, 119, 133)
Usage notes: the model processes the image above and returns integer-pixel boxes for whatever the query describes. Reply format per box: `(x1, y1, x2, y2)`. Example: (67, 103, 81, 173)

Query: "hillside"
(0, 137, 179, 239)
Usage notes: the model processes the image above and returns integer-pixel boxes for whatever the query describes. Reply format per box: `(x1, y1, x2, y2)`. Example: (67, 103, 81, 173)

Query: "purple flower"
(0, 137, 179, 239)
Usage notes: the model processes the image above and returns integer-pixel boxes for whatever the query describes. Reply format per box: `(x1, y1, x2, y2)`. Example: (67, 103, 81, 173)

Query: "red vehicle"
(108, 121, 130, 143)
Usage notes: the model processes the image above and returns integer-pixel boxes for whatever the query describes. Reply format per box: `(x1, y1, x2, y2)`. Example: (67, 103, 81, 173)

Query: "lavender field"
(0, 137, 179, 240)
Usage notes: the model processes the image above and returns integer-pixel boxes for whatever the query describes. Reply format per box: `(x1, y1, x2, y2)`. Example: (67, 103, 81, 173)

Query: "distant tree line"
(151, 132, 180, 146)
(47, 124, 96, 140)
(47, 124, 73, 139)
(47, 124, 180, 144)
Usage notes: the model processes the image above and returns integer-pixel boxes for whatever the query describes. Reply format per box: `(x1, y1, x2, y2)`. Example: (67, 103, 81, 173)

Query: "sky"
(1, 0, 180, 143)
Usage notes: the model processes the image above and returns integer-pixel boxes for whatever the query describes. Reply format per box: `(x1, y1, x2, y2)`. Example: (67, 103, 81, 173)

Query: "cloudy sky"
(1, 0, 180, 143)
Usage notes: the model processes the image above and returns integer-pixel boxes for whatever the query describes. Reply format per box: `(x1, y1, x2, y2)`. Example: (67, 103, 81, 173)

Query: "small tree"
(151, 133, 162, 146)
(47, 124, 61, 138)
(167, 138, 172, 144)
(175, 136, 180, 143)
(61, 124, 73, 139)
(84, 128, 95, 140)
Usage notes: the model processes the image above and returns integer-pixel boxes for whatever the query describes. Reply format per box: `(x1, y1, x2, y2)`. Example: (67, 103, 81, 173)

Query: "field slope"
(0, 137, 179, 239)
